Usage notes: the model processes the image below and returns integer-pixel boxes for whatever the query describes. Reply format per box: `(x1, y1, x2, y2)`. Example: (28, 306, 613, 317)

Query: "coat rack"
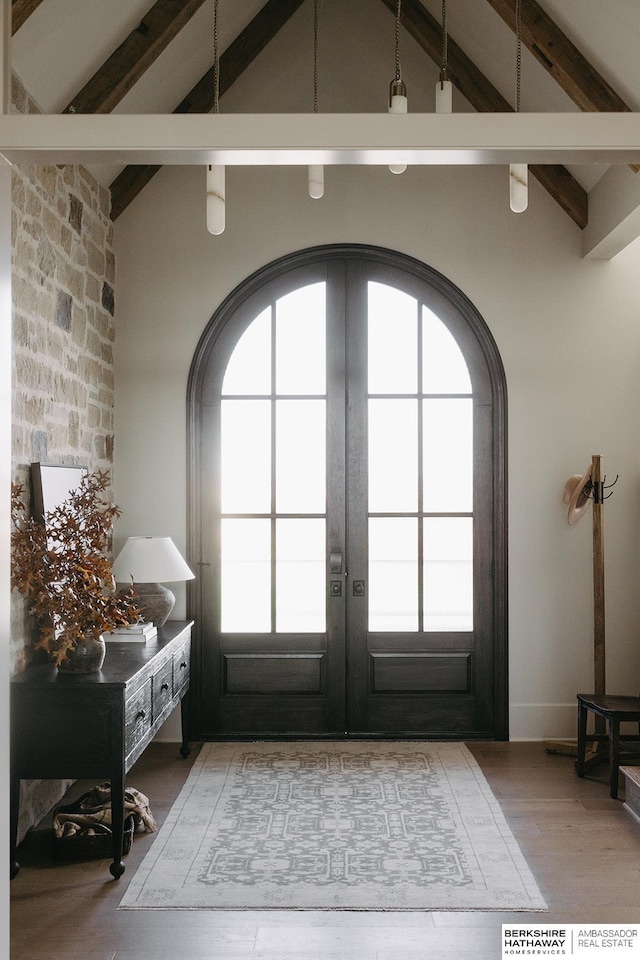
(546, 454, 618, 757)
(586, 454, 618, 703)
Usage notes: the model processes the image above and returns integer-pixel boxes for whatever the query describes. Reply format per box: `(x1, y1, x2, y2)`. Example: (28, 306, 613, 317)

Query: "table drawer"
(124, 678, 152, 757)
(173, 641, 190, 695)
(153, 658, 174, 719)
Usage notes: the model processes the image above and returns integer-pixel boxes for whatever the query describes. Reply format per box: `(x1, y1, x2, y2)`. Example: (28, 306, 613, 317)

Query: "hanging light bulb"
(435, 74, 452, 114)
(308, 0, 324, 198)
(435, 0, 452, 114)
(388, 0, 407, 175)
(509, 0, 527, 213)
(207, 164, 225, 234)
(207, 0, 225, 234)
(509, 164, 528, 214)
(388, 78, 408, 174)
(308, 165, 324, 199)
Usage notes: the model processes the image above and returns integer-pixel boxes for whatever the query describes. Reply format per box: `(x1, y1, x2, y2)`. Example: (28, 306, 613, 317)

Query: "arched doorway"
(188, 245, 507, 739)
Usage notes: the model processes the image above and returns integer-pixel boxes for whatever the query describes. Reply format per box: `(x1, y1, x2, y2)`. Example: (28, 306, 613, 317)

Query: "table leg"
(109, 769, 126, 879)
(10, 775, 20, 879)
(179, 692, 191, 758)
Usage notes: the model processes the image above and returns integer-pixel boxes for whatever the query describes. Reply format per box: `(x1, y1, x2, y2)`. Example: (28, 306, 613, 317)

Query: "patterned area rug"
(119, 741, 547, 911)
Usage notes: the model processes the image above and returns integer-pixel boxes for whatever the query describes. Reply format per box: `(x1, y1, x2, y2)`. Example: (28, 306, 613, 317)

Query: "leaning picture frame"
(30, 462, 88, 523)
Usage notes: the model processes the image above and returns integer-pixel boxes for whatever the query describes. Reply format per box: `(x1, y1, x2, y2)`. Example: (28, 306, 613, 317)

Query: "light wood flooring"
(10, 740, 640, 960)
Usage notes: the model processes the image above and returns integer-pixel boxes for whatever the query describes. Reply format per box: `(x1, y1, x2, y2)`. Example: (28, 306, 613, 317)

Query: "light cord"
(313, 0, 318, 112)
(441, 0, 448, 82)
(515, 0, 521, 113)
(394, 0, 402, 82)
(213, 0, 219, 114)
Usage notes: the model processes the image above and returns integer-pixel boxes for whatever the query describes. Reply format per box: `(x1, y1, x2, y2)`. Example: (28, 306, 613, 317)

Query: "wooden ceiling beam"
(12, 0, 45, 35)
(63, 0, 207, 115)
(110, 0, 306, 220)
(484, 0, 630, 113)
(175, 0, 308, 113)
(484, 0, 639, 174)
(378, 0, 587, 229)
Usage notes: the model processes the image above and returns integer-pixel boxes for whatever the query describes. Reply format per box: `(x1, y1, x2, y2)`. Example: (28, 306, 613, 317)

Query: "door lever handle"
(329, 550, 343, 575)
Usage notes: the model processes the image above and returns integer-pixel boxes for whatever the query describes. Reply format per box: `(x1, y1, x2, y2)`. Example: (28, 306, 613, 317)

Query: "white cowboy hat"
(562, 467, 592, 525)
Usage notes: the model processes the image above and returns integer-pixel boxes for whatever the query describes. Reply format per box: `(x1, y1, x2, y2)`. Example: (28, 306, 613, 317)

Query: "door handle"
(329, 550, 343, 575)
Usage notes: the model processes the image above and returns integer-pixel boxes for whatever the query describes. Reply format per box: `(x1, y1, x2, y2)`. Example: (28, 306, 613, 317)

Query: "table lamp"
(111, 536, 195, 626)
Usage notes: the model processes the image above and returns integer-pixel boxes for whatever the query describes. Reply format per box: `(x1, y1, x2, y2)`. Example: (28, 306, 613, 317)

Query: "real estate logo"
(502, 924, 640, 958)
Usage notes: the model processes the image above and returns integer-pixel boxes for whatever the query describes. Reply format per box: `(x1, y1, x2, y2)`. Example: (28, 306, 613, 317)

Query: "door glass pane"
(276, 283, 326, 395)
(423, 517, 473, 631)
(221, 400, 271, 513)
(368, 282, 417, 394)
(368, 518, 418, 632)
(276, 519, 326, 632)
(276, 400, 326, 513)
(221, 519, 271, 632)
(423, 399, 473, 512)
(222, 306, 271, 395)
(422, 306, 472, 394)
(368, 399, 417, 512)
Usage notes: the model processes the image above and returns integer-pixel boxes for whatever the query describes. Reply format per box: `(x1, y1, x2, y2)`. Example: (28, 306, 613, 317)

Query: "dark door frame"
(186, 243, 508, 740)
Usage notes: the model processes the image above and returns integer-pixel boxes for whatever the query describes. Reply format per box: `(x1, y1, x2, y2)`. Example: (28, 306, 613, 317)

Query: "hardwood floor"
(10, 741, 640, 960)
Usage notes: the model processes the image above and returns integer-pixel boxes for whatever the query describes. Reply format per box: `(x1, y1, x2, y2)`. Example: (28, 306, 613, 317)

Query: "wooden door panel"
(365, 696, 481, 737)
(370, 652, 473, 693)
(223, 653, 325, 694)
(218, 696, 333, 735)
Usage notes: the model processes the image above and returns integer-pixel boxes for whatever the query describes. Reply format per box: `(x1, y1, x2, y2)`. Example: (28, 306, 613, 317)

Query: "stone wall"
(11, 73, 116, 840)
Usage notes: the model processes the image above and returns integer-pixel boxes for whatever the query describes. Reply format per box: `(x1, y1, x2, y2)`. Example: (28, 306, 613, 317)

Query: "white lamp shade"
(435, 79, 453, 114)
(308, 164, 324, 199)
(207, 164, 225, 235)
(509, 163, 528, 213)
(388, 92, 408, 175)
(112, 536, 195, 584)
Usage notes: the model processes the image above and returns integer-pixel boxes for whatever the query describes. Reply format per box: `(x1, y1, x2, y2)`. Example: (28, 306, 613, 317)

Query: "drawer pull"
(135, 710, 146, 721)
(180, 661, 188, 670)
(160, 682, 169, 692)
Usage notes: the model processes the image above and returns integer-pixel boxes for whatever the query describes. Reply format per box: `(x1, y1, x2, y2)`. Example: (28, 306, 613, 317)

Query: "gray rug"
(119, 741, 547, 911)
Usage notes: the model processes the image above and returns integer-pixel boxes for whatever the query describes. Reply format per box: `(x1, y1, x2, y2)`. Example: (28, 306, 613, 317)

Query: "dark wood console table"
(10, 620, 193, 880)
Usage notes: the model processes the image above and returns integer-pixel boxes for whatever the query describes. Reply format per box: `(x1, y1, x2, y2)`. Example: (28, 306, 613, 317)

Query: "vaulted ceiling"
(9, 0, 640, 251)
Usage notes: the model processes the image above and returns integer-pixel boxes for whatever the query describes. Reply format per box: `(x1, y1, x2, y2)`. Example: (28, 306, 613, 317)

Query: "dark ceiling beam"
(484, 0, 630, 113)
(483, 0, 639, 173)
(110, 0, 306, 220)
(63, 0, 207, 115)
(378, 0, 587, 229)
(12, 0, 45, 35)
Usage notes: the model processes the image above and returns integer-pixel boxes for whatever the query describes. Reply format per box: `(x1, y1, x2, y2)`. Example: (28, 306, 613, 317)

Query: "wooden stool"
(576, 693, 640, 798)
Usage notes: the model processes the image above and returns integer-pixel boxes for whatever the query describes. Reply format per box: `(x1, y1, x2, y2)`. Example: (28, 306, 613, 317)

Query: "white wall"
(114, 157, 640, 742)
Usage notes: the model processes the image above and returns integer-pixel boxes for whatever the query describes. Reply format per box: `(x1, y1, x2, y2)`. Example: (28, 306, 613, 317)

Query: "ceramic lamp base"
(134, 582, 175, 627)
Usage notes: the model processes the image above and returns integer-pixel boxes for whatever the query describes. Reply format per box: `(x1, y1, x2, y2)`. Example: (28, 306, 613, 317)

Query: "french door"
(189, 246, 507, 739)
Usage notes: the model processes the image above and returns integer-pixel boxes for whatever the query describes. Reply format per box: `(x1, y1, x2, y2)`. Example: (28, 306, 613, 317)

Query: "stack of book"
(105, 622, 157, 643)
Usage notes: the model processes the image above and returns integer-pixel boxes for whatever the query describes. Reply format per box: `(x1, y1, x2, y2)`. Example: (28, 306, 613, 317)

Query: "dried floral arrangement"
(11, 469, 140, 667)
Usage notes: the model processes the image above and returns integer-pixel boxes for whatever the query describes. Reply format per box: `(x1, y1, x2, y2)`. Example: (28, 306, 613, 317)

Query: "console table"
(10, 620, 193, 880)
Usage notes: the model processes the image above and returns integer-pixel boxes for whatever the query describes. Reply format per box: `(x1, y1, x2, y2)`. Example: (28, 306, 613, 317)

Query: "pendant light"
(308, 0, 324, 198)
(509, 0, 527, 213)
(435, 0, 452, 114)
(388, 0, 407, 175)
(207, 0, 225, 234)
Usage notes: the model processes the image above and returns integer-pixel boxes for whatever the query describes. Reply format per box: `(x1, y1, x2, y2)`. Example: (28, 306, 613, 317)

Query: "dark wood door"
(191, 247, 507, 739)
